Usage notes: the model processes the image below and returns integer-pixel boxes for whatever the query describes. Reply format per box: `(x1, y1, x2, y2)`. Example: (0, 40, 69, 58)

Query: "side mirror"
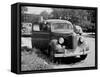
(75, 26, 83, 35)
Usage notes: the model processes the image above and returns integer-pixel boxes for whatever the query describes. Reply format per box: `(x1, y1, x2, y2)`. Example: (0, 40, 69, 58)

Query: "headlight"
(79, 37, 84, 43)
(59, 37, 64, 44)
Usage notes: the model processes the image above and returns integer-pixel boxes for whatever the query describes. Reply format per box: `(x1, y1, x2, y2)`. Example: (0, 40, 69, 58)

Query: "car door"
(32, 24, 50, 50)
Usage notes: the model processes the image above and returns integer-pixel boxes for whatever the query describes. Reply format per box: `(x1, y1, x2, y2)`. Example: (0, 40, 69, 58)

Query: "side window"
(41, 23, 50, 32)
(41, 24, 48, 31)
(33, 23, 51, 32)
(33, 24, 40, 31)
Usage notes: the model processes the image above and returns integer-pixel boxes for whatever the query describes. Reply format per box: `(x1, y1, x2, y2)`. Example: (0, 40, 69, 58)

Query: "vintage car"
(32, 19, 89, 60)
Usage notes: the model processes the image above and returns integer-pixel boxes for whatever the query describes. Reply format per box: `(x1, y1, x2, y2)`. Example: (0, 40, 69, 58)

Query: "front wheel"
(80, 54, 87, 60)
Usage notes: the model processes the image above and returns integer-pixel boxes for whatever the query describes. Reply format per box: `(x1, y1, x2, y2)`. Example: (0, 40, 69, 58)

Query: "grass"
(21, 47, 52, 71)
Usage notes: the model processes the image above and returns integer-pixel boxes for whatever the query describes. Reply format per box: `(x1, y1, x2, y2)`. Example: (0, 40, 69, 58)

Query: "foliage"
(21, 7, 96, 33)
(51, 8, 96, 32)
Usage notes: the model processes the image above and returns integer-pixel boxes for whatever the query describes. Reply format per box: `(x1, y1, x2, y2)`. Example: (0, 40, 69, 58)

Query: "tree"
(21, 7, 28, 14)
(51, 8, 96, 33)
(40, 11, 50, 20)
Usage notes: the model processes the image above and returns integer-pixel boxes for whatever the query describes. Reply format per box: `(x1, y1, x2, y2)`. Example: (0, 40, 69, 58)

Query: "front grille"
(51, 32, 73, 49)
(63, 36, 73, 49)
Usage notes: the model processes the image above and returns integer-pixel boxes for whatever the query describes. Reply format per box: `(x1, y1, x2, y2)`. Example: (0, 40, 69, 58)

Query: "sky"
(23, 6, 53, 14)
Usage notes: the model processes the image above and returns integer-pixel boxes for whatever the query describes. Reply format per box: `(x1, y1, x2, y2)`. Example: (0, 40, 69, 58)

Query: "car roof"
(45, 19, 72, 24)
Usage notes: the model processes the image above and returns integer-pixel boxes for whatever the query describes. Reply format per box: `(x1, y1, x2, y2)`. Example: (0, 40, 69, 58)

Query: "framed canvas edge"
(11, 2, 98, 74)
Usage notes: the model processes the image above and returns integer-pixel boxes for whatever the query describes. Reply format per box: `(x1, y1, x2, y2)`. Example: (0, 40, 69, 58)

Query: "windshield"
(51, 23, 73, 32)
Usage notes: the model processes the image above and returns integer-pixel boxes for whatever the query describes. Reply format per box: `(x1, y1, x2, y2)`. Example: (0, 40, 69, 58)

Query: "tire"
(48, 46, 55, 62)
(80, 54, 87, 60)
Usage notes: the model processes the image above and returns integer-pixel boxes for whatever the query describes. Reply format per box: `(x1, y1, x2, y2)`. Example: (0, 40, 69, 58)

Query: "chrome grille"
(63, 36, 73, 49)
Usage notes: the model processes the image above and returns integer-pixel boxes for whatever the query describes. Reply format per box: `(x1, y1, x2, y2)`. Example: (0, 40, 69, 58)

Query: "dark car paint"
(32, 30, 78, 51)
(32, 19, 86, 57)
(32, 31, 50, 50)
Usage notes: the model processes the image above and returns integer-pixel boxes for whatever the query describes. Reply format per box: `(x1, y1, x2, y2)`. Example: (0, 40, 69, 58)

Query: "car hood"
(52, 31, 73, 34)
(51, 31, 74, 38)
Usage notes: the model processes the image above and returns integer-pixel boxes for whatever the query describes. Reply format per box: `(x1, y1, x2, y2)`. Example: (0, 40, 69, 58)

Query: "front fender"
(79, 39, 89, 52)
(83, 40, 89, 51)
(49, 39, 58, 50)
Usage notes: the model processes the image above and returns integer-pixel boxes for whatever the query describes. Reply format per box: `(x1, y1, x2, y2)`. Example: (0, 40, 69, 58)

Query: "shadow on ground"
(53, 57, 84, 65)
(35, 49, 85, 65)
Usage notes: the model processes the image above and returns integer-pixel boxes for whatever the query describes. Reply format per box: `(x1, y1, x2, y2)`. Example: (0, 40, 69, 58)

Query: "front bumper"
(54, 46, 90, 57)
